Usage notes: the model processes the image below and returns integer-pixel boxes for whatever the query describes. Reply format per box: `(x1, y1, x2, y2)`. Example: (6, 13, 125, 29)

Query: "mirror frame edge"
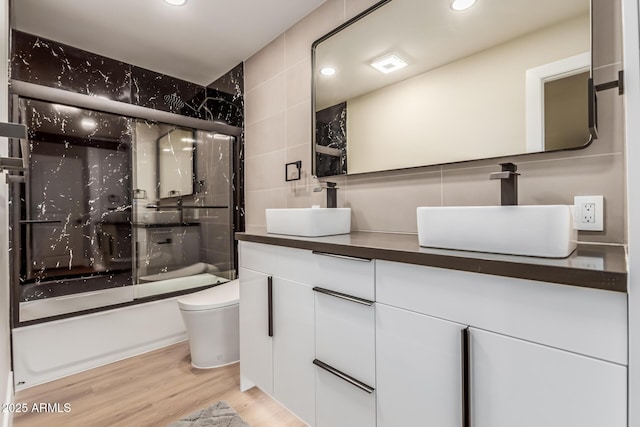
(311, 0, 597, 179)
(311, 0, 392, 179)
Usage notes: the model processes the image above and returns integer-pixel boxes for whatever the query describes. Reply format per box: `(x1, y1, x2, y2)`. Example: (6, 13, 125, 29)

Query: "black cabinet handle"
(313, 359, 374, 394)
(461, 327, 470, 427)
(312, 287, 374, 306)
(267, 276, 273, 337)
(311, 250, 372, 262)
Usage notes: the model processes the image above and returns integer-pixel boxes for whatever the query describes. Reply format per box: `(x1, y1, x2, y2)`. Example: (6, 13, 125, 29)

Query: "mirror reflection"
(157, 128, 196, 199)
(313, 0, 592, 176)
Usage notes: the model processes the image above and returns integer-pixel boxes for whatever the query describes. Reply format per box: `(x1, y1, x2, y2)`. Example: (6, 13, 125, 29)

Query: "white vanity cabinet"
(239, 240, 628, 427)
(376, 260, 628, 427)
(239, 241, 377, 426)
(470, 328, 626, 427)
(376, 304, 466, 427)
(238, 243, 316, 426)
(312, 252, 376, 427)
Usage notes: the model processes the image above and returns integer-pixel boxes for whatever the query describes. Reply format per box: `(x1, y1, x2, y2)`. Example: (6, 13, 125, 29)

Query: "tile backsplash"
(244, 0, 625, 244)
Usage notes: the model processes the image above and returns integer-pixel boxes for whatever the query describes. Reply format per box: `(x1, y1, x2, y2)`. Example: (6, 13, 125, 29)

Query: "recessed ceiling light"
(451, 0, 477, 11)
(370, 55, 408, 74)
(320, 67, 336, 76)
(164, 0, 187, 6)
(81, 118, 96, 130)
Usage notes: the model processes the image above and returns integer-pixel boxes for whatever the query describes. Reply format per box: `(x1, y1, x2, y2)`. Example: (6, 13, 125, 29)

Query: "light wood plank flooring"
(13, 342, 306, 427)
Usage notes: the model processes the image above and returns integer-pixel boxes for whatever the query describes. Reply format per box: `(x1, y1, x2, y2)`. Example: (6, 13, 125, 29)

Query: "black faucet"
(314, 182, 338, 208)
(489, 163, 519, 206)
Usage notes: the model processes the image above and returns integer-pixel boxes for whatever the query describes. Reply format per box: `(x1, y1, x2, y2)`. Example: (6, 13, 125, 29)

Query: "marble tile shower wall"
(11, 30, 244, 127)
(11, 30, 243, 269)
(244, 0, 626, 244)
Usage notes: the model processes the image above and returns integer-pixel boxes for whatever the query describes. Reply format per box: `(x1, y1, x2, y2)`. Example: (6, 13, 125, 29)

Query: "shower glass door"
(14, 98, 135, 322)
(11, 99, 238, 324)
(132, 120, 236, 299)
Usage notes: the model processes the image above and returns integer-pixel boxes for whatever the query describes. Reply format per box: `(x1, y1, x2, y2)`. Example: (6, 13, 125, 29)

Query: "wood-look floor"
(13, 342, 306, 427)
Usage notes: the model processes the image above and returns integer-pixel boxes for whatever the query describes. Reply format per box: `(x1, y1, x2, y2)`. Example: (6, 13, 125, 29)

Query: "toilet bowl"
(177, 279, 239, 369)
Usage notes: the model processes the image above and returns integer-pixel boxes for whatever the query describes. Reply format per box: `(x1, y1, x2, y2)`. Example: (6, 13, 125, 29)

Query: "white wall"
(0, 0, 13, 423)
(347, 14, 590, 174)
(622, 0, 640, 424)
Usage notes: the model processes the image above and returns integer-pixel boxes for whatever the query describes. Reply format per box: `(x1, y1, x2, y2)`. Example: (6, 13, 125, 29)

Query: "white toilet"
(177, 279, 239, 369)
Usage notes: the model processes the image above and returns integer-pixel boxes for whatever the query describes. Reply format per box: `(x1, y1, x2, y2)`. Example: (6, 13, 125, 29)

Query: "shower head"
(163, 93, 185, 109)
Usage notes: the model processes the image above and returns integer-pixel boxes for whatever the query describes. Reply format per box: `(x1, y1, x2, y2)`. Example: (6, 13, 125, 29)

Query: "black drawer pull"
(313, 287, 374, 306)
(312, 251, 372, 262)
(313, 359, 374, 394)
(267, 276, 273, 337)
(462, 327, 470, 427)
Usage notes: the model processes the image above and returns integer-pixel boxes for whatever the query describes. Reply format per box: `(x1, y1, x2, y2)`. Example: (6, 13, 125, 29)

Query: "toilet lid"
(177, 279, 239, 311)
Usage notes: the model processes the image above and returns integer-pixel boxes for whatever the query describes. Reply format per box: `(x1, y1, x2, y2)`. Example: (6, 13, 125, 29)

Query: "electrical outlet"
(573, 195, 604, 231)
(582, 203, 595, 223)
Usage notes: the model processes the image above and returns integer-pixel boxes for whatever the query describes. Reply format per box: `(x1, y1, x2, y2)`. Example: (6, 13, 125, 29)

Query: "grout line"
(440, 167, 444, 206)
(244, 147, 287, 162)
(345, 168, 442, 184)
(244, 69, 285, 96)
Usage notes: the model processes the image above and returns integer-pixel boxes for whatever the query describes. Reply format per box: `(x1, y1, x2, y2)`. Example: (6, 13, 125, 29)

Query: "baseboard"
(2, 371, 13, 427)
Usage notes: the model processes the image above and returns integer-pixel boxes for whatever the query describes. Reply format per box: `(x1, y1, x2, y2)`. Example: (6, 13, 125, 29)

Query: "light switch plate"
(573, 195, 604, 231)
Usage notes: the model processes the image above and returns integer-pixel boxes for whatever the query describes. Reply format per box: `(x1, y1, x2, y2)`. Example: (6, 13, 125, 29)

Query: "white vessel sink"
(266, 208, 351, 237)
(417, 205, 577, 258)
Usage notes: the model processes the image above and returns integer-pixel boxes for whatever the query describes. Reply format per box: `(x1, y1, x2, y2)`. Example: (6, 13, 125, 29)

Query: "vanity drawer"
(311, 251, 375, 300)
(315, 363, 376, 427)
(315, 288, 375, 387)
(376, 260, 628, 365)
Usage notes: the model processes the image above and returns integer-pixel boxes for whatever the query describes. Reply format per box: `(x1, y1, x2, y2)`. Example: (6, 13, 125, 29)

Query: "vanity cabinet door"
(239, 267, 273, 394)
(272, 277, 316, 426)
(239, 265, 316, 425)
(376, 303, 467, 427)
(471, 328, 627, 427)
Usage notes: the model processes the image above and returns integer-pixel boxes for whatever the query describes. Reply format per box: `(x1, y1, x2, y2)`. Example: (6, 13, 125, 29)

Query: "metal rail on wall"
(0, 121, 28, 183)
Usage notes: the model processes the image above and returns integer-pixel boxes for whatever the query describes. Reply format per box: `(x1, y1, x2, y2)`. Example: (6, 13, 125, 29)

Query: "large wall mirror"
(312, 0, 593, 177)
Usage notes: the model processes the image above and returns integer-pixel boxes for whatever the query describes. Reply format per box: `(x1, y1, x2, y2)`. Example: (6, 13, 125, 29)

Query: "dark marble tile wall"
(11, 30, 245, 125)
(131, 66, 207, 118)
(315, 102, 347, 177)
(10, 30, 246, 293)
(12, 31, 131, 102)
(206, 63, 244, 128)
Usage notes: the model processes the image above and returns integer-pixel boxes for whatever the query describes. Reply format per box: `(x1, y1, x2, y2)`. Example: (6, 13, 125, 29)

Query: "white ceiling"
(315, 0, 589, 109)
(13, 0, 327, 85)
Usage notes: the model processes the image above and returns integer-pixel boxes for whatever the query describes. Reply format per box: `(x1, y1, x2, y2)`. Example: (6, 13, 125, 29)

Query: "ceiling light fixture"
(81, 118, 96, 130)
(164, 0, 187, 6)
(370, 54, 408, 74)
(320, 67, 336, 76)
(451, 0, 477, 11)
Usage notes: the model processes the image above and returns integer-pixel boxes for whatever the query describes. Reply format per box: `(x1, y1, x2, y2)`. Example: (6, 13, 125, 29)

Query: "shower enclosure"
(10, 97, 238, 324)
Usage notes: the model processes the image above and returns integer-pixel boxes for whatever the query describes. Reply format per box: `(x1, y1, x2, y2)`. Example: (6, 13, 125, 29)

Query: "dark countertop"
(236, 228, 627, 293)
